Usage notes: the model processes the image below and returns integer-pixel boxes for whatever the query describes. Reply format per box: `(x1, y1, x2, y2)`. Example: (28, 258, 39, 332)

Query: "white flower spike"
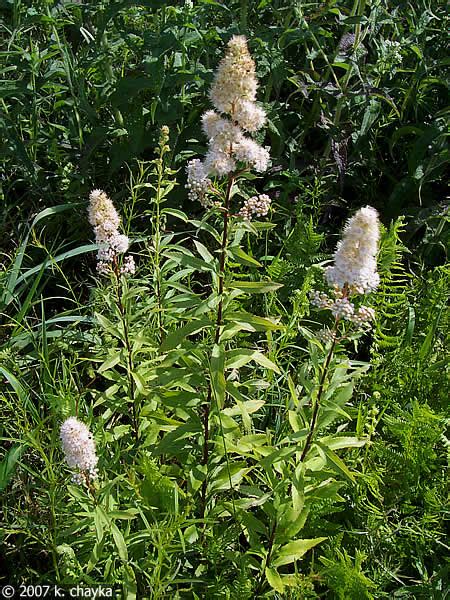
(60, 417, 98, 484)
(187, 36, 270, 204)
(88, 189, 134, 275)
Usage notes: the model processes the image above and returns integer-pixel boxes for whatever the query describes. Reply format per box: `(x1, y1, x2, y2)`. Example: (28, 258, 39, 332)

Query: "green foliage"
(320, 549, 375, 600)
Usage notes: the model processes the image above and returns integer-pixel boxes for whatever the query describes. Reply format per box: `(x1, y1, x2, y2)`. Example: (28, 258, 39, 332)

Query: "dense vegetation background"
(0, 0, 448, 598)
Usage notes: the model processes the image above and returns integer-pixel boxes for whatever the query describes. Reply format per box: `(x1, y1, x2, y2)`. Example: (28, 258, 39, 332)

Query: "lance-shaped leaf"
(265, 567, 284, 593)
(208, 461, 250, 492)
(228, 246, 262, 267)
(0, 444, 24, 492)
(210, 344, 226, 410)
(316, 441, 356, 482)
(229, 280, 283, 294)
(226, 348, 280, 374)
(272, 537, 327, 567)
(160, 318, 211, 351)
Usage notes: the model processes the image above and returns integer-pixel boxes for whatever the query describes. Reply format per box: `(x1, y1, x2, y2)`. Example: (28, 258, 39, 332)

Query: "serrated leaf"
(273, 537, 326, 567)
(265, 567, 284, 593)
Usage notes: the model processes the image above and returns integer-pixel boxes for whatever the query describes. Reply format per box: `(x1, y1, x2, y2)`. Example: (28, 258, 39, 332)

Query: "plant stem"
(255, 521, 277, 596)
(215, 176, 233, 339)
(300, 333, 337, 462)
(240, 0, 248, 33)
(154, 156, 165, 344)
(200, 174, 234, 518)
(113, 259, 139, 440)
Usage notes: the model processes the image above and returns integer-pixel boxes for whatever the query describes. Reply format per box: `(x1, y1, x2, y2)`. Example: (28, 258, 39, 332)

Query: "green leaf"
(0, 444, 24, 492)
(320, 436, 367, 451)
(226, 349, 280, 374)
(193, 240, 215, 265)
(188, 464, 207, 493)
(0, 367, 39, 421)
(229, 281, 283, 294)
(208, 462, 250, 492)
(211, 344, 226, 410)
(160, 318, 211, 351)
(30, 203, 78, 230)
(316, 442, 356, 482)
(98, 352, 121, 374)
(419, 308, 442, 360)
(131, 371, 148, 396)
(154, 420, 202, 456)
(122, 564, 137, 600)
(166, 253, 217, 274)
(278, 504, 310, 540)
(225, 312, 282, 332)
(228, 246, 262, 267)
(111, 522, 128, 562)
(265, 567, 285, 593)
(162, 208, 188, 221)
(95, 313, 122, 340)
(15, 244, 98, 286)
(93, 506, 106, 543)
(273, 537, 326, 567)
(342, 15, 367, 24)
(189, 219, 221, 242)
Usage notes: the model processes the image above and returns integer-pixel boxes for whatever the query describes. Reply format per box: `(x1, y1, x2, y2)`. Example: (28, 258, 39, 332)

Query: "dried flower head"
(60, 417, 98, 484)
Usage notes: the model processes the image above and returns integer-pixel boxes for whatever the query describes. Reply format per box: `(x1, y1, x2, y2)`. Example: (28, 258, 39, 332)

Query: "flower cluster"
(186, 159, 212, 207)
(60, 417, 98, 484)
(309, 291, 333, 310)
(187, 36, 269, 203)
(377, 39, 403, 74)
(316, 327, 337, 345)
(325, 206, 380, 295)
(310, 206, 380, 328)
(238, 194, 271, 220)
(88, 189, 135, 275)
